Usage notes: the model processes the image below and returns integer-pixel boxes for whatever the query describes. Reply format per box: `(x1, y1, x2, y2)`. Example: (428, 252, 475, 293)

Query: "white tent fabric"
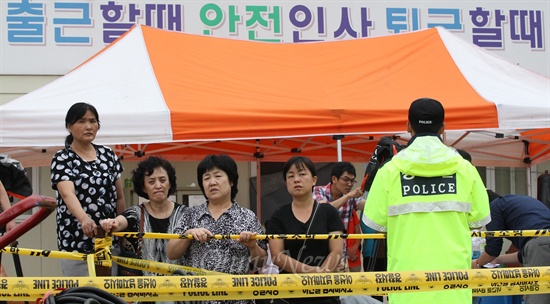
(438, 29, 549, 130)
(1, 27, 172, 147)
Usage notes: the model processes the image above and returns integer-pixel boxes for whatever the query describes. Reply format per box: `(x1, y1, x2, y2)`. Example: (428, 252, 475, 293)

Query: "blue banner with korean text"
(0, 0, 547, 76)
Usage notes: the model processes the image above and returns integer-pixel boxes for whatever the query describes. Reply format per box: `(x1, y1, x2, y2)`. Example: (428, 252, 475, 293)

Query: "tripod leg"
(11, 242, 29, 304)
(367, 239, 380, 271)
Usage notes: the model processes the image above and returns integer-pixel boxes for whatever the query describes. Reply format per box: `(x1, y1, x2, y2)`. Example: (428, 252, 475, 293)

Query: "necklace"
(148, 202, 171, 219)
(70, 143, 96, 160)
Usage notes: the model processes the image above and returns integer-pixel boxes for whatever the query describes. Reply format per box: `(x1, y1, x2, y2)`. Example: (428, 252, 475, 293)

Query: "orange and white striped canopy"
(1, 25, 549, 167)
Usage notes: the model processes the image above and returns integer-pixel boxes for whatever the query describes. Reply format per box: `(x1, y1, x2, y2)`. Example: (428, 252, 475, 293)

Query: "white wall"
(0, 75, 61, 105)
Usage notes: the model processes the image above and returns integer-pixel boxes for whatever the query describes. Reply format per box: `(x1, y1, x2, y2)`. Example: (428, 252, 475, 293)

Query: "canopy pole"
(256, 158, 261, 221)
(254, 141, 263, 221)
(333, 135, 344, 162)
(527, 166, 532, 197)
(523, 140, 532, 197)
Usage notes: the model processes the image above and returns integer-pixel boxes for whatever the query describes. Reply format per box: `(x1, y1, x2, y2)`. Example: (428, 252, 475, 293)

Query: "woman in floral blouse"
(167, 154, 267, 304)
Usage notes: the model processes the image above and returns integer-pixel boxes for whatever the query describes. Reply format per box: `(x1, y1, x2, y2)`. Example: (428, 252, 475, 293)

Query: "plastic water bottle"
(472, 230, 481, 260)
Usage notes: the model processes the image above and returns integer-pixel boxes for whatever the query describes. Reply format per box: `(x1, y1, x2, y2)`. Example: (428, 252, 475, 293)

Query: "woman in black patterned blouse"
(51, 102, 125, 276)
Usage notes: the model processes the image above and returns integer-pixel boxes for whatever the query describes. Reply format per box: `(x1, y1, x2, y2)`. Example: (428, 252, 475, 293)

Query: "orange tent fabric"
(1, 25, 549, 167)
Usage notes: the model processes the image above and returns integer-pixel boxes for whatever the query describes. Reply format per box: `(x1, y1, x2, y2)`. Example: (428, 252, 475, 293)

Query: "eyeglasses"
(340, 176, 357, 184)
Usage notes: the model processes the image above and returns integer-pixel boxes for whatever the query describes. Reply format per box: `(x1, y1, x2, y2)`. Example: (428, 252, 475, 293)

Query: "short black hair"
(132, 156, 177, 199)
(197, 154, 239, 201)
(330, 162, 356, 179)
(283, 156, 317, 181)
(411, 123, 443, 134)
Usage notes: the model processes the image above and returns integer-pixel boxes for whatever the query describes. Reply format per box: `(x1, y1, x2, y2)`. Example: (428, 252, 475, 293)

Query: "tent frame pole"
(256, 158, 261, 221)
(333, 135, 344, 162)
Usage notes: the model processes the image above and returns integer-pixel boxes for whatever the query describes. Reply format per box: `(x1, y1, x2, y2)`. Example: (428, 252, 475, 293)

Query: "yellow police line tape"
(4, 230, 549, 278)
(114, 256, 224, 276)
(0, 267, 548, 301)
(0, 246, 222, 276)
(0, 236, 114, 267)
(113, 229, 550, 240)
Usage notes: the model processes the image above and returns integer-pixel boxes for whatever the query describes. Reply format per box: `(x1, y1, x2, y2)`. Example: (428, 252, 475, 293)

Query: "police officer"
(362, 98, 491, 304)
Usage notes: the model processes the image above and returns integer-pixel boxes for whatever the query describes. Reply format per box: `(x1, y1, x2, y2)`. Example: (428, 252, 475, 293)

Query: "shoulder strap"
(297, 201, 319, 261)
(305, 201, 319, 235)
(139, 204, 145, 233)
(136, 204, 145, 256)
(347, 205, 354, 232)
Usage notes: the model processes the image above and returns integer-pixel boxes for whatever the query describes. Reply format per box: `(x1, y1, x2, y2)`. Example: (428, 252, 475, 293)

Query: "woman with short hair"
(167, 154, 267, 304)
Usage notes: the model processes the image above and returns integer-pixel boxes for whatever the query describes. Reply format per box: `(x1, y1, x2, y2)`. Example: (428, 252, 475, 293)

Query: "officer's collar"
(407, 133, 443, 145)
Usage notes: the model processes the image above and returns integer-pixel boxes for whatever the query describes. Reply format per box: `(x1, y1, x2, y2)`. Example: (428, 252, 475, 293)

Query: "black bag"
(118, 249, 143, 276)
(537, 170, 550, 209)
(360, 137, 400, 273)
(361, 136, 405, 191)
(118, 204, 145, 276)
(0, 154, 32, 199)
